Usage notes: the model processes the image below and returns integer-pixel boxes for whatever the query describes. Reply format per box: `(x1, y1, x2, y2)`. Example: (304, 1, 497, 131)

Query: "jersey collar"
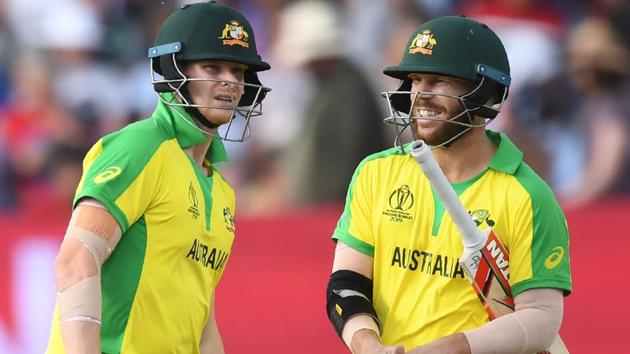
(486, 130, 523, 174)
(152, 93, 229, 164)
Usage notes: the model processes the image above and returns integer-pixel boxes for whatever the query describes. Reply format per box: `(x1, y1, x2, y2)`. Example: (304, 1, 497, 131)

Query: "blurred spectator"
(40, 144, 87, 210)
(274, 0, 388, 205)
(515, 14, 630, 208)
(559, 16, 630, 207)
(461, 0, 567, 179)
(41, 2, 130, 135)
(0, 8, 12, 107)
(0, 142, 16, 209)
(344, 0, 433, 80)
(0, 51, 60, 209)
(1, 0, 630, 216)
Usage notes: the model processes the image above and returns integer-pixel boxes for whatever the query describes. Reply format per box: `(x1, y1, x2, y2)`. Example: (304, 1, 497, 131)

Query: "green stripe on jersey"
(333, 146, 404, 256)
(430, 169, 487, 236)
(187, 155, 213, 231)
(512, 163, 571, 296)
(74, 119, 165, 231)
(101, 216, 147, 353)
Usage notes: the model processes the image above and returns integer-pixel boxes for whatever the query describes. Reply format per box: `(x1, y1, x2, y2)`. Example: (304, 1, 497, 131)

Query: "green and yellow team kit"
(334, 131, 572, 349)
(47, 99, 236, 354)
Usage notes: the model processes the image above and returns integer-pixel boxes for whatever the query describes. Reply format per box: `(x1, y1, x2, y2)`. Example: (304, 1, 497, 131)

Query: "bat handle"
(410, 140, 485, 251)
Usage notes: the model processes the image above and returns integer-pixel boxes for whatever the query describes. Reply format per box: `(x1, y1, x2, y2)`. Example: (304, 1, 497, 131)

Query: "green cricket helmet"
(148, 1, 271, 142)
(381, 16, 511, 148)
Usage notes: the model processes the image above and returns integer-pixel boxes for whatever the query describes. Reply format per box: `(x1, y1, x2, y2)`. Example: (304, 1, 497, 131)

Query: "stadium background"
(0, 0, 628, 353)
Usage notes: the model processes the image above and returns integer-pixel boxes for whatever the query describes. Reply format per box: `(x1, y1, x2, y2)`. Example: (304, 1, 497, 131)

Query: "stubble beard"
(412, 111, 471, 147)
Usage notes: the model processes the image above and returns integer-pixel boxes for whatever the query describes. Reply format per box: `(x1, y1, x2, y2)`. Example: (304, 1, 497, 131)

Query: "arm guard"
(326, 270, 382, 339)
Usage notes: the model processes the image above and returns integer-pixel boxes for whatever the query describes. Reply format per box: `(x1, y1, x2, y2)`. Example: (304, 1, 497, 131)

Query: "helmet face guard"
(149, 45, 270, 142)
(382, 65, 510, 152)
(381, 16, 511, 151)
(149, 2, 271, 142)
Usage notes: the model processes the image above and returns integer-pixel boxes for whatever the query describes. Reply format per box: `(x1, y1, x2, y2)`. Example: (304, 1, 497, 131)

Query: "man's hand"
(405, 333, 471, 354)
(350, 329, 404, 354)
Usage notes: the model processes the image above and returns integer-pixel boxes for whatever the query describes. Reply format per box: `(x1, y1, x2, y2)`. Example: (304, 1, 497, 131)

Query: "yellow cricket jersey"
(47, 94, 236, 354)
(333, 131, 572, 349)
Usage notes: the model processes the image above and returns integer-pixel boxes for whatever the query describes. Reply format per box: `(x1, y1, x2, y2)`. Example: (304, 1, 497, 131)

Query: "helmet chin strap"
(186, 107, 221, 130)
(179, 87, 221, 130)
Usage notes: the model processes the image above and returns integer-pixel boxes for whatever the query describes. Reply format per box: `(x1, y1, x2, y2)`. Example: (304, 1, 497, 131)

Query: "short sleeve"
(508, 181, 572, 297)
(74, 131, 163, 233)
(332, 158, 376, 257)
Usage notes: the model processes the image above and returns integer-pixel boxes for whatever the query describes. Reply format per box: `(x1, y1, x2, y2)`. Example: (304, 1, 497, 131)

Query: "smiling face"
(182, 59, 247, 127)
(408, 73, 474, 146)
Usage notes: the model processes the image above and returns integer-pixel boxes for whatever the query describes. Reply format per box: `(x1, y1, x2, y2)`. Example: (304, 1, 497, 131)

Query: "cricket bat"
(410, 140, 568, 354)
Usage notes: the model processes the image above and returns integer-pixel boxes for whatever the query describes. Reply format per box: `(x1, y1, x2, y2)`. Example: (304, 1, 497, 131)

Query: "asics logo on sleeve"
(544, 247, 565, 269)
(94, 166, 122, 184)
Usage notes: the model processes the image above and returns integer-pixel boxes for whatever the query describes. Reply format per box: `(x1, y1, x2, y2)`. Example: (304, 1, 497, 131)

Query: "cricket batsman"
(46, 1, 270, 353)
(326, 15, 571, 354)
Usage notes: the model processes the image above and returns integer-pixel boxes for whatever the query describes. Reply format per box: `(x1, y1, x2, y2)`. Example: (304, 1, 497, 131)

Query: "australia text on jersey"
(186, 238, 229, 271)
(390, 246, 466, 279)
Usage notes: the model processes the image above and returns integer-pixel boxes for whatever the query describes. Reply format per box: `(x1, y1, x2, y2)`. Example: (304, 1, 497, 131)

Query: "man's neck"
(185, 139, 213, 174)
(431, 128, 496, 183)
(184, 114, 218, 171)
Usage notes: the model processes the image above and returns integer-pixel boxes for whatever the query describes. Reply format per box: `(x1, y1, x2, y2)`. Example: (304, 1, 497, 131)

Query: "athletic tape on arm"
(58, 276, 102, 324)
(464, 288, 564, 354)
(57, 199, 122, 324)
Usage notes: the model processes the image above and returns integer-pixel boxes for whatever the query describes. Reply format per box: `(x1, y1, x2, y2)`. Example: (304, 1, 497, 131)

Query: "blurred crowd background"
(1, 0, 630, 216)
(0, 1, 628, 353)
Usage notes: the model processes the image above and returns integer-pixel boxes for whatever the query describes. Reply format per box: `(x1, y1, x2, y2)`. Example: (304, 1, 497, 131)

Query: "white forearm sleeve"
(464, 288, 564, 354)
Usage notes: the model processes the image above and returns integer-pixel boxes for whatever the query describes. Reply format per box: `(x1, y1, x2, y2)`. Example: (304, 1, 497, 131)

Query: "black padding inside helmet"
(239, 70, 268, 107)
(152, 55, 186, 93)
(461, 79, 507, 119)
(390, 79, 412, 113)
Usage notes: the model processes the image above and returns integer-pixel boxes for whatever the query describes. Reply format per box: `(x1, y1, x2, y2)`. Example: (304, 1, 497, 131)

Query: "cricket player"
(46, 2, 270, 353)
(326, 16, 572, 354)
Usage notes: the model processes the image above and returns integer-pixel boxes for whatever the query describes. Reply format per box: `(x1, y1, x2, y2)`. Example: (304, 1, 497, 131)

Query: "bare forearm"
(407, 333, 471, 354)
(200, 324, 225, 354)
(349, 329, 405, 354)
(351, 328, 381, 353)
(200, 299, 224, 354)
(200, 340, 224, 354)
(342, 315, 380, 347)
(60, 321, 101, 354)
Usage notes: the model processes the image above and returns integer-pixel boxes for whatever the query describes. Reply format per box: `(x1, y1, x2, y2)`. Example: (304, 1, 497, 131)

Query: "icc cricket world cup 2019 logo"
(389, 185, 414, 211)
(383, 185, 415, 222)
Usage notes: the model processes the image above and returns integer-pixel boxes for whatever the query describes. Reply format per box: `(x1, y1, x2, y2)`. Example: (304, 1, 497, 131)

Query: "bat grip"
(410, 140, 485, 251)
